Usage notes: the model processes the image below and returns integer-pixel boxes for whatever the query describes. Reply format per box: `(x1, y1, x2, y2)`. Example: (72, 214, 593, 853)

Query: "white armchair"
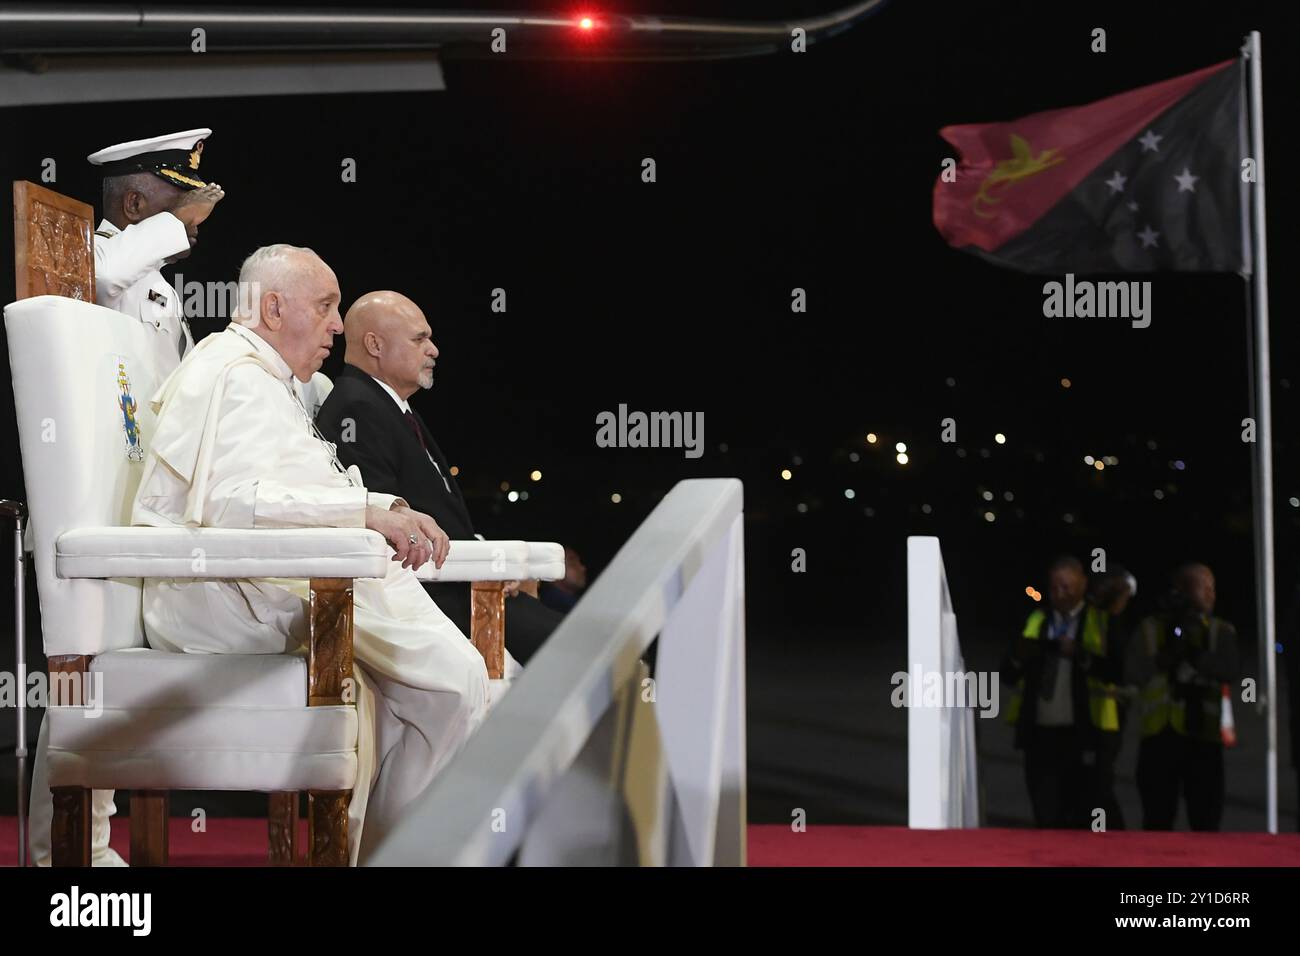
(5, 294, 563, 866)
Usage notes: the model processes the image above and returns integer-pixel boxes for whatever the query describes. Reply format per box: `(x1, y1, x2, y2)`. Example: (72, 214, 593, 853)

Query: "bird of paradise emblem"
(117, 361, 144, 462)
(973, 134, 1064, 219)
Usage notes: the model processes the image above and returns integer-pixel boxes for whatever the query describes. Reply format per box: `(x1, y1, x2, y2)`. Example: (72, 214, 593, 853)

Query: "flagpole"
(1245, 30, 1277, 836)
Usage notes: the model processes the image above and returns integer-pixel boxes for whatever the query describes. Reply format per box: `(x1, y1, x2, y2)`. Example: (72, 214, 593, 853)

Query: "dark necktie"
(403, 409, 428, 453)
(405, 409, 451, 494)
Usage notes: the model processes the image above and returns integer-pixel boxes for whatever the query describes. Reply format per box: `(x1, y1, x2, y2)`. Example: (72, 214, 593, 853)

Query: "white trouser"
(28, 714, 127, 867)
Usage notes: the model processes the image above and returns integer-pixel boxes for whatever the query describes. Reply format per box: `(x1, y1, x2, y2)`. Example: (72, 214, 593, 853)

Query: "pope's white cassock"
(129, 321, 490, 864)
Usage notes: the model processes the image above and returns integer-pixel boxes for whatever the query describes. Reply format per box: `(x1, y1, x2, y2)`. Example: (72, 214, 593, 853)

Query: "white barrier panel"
(365, 478, 746, 866)
(907, 536, 980, 828)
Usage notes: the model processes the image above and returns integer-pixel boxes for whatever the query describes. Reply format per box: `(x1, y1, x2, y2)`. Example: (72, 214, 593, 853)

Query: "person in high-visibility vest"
(1085, 567, 1139, 830)
(1125, 563, 1239, 831)
(1003, 555, 1123, 828)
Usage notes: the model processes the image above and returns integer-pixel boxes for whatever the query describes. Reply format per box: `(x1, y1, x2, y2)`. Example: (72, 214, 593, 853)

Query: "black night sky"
(2, 0, 1298, 826)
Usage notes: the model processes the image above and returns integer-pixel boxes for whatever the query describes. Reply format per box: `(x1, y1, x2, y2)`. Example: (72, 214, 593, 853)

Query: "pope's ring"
(407, 533, 419, 545)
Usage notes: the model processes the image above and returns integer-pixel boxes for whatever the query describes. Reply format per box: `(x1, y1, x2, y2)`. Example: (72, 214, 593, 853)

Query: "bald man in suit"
(316, 291, 563, 663)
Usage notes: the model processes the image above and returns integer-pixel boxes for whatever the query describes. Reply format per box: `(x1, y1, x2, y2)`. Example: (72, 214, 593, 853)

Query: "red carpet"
(3, 817, 1299, 866)
(747, 824, 1300, 866)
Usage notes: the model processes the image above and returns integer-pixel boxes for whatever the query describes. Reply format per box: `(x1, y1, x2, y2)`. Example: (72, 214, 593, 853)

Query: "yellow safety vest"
(1138, 617, 1224, 742)
(1005, 606, 1119, 732)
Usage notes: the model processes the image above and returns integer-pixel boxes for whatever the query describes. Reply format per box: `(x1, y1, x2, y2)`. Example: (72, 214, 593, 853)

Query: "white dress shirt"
(1036, 602, 1081, 727)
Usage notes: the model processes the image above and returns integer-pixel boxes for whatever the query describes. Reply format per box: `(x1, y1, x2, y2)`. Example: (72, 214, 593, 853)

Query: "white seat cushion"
(45, 648, 356, 791)
(89, 647, 308, 708)
(47, 705, 357, 791)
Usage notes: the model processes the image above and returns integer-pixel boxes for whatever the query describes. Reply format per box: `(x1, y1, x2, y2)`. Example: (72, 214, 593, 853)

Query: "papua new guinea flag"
(932, 59, 1248, 274)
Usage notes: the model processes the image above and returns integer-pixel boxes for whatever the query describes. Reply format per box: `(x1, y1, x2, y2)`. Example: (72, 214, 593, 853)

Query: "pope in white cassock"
(130, 243, 490, 864)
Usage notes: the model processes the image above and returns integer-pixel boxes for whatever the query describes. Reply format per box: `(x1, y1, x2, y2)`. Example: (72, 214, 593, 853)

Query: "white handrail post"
(656, 512, 746, 866)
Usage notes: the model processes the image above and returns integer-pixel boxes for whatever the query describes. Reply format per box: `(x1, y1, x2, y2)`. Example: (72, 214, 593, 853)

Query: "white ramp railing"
(366, 478, 746, 866)
(907, 536, 980, 829)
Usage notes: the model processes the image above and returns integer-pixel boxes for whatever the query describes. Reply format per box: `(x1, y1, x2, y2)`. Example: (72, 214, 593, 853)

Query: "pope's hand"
(393, 505, 450, 569)
(171, 183, 225, 228)
(366, 504, 435, 570)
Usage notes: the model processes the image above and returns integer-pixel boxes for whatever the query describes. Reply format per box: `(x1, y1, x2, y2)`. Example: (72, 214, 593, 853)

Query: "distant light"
(1290, 497, 1299, 508)
(579, 16, 594, 29)
(946, 377, 956, 387)
(519, 491, 529, 501)
(956, 448, 967, 458)
(1147, 440, 1158, 451)
(981, 490, 994, 501)
(792, 455, 803, 466)
(896, 452, 909, 465)
(611, 493, 622, 503)
(1094, 460, 1105, 471)
(500, 481, 510, 492)
(863, 507, 875, 517)
(979, 448, 990, 458)
(1003, 491, 1014, 502)
(1063, 513, 1074, 523)
(781, 469, 793, 481)
(530, 470, 542, 481)
(449, 465, 460, 476)
(719, 443, 729, 453)
(1104, 456, 1118, 466)
(1084, 455, 1095, 465)
(796, 503, 808, 514)
(1173, 459, 1186, 471)
(1025, 586, 1037, 599)
(895, 442, 907, 453)
(994, 433, 1006, 445)
(1154, 489, 1165, 500)
(507, 490, 519, 502)
(921, 503, 932, 514)
(983, 511, 995, 523)
(1060, 378, 1071, 388)
(867, 433, 878, 444)
(844, 488, 856, 499)
(1174, 626, 1182, 637)
(849, 451, 860, 462)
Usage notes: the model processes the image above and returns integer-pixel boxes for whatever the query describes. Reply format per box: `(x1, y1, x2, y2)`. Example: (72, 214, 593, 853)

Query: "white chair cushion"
(417, 540, 566, 582)
(89, 647, 308, 708)
(47, 704, 357, 791)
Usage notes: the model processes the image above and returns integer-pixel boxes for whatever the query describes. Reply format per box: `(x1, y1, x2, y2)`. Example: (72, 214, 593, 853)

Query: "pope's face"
(380, 306, 439, 397)
(274, 257, 343, 382)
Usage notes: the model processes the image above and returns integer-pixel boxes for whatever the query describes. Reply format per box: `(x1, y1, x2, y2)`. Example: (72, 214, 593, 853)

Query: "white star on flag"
(1137, 225, 1160, 249)
(1105, 171, 1127, 194)
(1127, 200, 1139, 212)
(1174, 167, 1199, 192)
(1138, 129, 1162, 152)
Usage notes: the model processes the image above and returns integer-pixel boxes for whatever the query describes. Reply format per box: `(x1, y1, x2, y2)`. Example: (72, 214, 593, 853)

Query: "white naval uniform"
(94, 213, 195, 364)
(28, 212, 195, 867)
(129, 323, 489, 864)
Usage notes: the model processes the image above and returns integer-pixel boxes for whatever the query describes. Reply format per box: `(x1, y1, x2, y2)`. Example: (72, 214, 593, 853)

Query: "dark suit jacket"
(316, 363, 475, 539)
(316, 363, 562, 663)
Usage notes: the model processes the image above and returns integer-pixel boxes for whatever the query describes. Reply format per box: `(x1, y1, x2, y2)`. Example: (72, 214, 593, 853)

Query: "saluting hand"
(172, 182, 225, 228)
